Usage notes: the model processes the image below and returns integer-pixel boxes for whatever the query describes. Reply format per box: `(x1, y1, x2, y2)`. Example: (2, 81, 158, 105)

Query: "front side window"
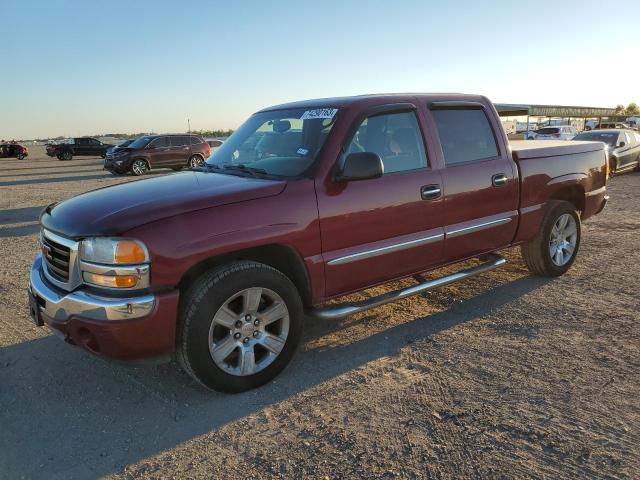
(206, 107, 338, 177)
(149, 137, 168, 148)
(432, 109, 499, 165)
(344, 111, 427, 174)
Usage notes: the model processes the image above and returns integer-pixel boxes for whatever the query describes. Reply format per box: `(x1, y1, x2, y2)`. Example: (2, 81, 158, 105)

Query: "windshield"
(205, 107, 338, 177)
(537, 128, 559, 134)
(128, 136, 154, 149)
(574, 131, 618, 147)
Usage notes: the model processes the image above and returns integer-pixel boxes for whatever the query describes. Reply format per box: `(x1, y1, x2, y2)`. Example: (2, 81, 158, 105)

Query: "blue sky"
(2, 0, 639, 138)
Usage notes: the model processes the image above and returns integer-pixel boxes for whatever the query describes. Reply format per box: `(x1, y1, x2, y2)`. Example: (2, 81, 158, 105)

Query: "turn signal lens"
(115, 240, 147, 264)
(83, 272, 138, 288)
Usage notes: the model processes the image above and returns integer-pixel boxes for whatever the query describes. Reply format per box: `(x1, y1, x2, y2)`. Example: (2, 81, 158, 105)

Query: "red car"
(28, 93, 608, 392)
(0, 142, 28, 159)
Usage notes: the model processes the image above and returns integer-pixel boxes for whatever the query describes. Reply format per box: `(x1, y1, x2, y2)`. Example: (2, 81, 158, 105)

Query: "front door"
(317, 106, 445, 297)
(429, 104, 519, 262)
(147, 136, 171, 167)
(168, 136, 190, 167)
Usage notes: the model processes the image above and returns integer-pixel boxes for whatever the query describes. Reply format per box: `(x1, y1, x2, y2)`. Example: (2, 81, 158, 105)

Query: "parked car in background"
(28, 93, 608, 393)
(532, 126, 577, 140)
(625, 116, 640, 129)
(573, 129, 640, 174)
(0, 142, 29, 160)
(594, 122, 629, 130)
(105, 139, 135, 156)
(45, 137, 113, 161)
(103, 134, 211, 176)
(206, 139, 224, 152)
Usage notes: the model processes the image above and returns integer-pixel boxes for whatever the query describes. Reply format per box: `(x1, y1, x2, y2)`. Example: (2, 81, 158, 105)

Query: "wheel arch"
(177, 244, 313, 307)
(549, 185, 585, 215)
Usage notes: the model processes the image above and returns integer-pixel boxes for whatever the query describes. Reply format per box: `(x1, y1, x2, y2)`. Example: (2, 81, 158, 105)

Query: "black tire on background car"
(521, 200, 581, 277)
(188, 155, 204, 168)
(17, 154, 24, 160)
(177, 261, 303, 393)
(60, 150, 73, 161)
(130, 159, 149, 176)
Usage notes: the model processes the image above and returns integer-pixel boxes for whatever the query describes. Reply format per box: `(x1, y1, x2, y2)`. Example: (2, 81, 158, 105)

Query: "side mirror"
(617, 141, 625, 148)
(337, 152, 384, 182)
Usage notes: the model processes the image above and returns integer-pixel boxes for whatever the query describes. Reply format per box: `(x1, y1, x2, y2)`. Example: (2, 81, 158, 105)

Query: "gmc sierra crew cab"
(28, 94, 609, 393)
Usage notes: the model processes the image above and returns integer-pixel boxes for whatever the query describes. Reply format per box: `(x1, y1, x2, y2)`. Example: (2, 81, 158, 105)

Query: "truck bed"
(510, 140, 605, 160)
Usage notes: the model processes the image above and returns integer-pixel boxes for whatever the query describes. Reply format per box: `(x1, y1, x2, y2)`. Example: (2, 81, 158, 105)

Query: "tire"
(60, 151, 72, 161)
(521, 200, 581, 277)
(130, 159, 149, 176)
(17, 154, 24, 160)
(177, 261, 303, 393)
(610, 158, 618, 175)
(188, 154, 204, 169)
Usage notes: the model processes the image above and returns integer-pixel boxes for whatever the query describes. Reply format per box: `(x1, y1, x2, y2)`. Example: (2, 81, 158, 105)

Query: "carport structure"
(494, 103, 617, 135)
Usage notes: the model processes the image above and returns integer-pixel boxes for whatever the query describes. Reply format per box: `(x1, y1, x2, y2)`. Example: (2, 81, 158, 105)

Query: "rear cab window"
(431, 108, 499, 165)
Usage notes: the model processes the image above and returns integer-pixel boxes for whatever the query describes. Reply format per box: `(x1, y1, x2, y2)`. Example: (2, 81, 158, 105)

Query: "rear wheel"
(59, 151, 72, 161)
(16, 153, 24, 160)
(521, 200, 581, 277)
(188, 155, 204, 169)
(131, 159, 149, 176)
(177, 261, 303, 393)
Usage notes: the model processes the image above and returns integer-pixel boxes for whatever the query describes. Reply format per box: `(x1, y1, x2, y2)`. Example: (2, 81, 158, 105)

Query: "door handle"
(492, 173, 508, 187)
(420, 184, 442, 200)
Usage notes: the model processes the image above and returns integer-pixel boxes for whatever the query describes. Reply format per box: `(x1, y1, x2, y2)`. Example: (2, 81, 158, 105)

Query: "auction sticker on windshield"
(300, 108, 338, 120)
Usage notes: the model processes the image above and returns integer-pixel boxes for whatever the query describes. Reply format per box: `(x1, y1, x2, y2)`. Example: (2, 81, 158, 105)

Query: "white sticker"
(296, 148, 309, 156)
(300, 108, 338, 120)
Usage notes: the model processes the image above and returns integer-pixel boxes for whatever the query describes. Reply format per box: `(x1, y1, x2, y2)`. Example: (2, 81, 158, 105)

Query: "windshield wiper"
(222, 164, 268, 177)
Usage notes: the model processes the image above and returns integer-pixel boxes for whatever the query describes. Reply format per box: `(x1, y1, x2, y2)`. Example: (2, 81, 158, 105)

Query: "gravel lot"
(1, 146, 638, 479)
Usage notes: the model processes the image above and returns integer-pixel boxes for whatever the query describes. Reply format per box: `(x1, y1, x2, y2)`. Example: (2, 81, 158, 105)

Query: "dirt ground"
(0, 147, 638, 479)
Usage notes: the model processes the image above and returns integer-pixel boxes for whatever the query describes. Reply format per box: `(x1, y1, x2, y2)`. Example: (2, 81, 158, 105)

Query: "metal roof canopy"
(494, 103, 617, 118)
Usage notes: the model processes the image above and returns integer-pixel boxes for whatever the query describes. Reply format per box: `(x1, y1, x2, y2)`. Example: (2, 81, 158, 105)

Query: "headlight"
(80, 238, 148, 264)
(79, 238, 150, 290)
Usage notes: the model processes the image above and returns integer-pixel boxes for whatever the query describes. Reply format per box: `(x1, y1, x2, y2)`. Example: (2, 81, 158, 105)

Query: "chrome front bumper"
(29, 254, 156, 322)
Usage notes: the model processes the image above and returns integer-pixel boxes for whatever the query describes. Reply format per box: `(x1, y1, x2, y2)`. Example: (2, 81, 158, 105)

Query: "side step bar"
(307, 254, 506, 320)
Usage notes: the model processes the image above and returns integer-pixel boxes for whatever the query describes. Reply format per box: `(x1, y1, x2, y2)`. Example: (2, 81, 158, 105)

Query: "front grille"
(42, 235, 71, 282)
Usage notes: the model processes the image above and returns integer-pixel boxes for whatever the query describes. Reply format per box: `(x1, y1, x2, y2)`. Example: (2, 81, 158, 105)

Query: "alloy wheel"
(189, 155, 204, 168)
(132, 160, 148, 175)
(208, 287, 290, 376)
(549, 213, 577, 266)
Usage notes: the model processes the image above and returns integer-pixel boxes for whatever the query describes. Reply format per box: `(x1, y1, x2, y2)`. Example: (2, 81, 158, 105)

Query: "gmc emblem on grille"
(42, 244, 53, 261)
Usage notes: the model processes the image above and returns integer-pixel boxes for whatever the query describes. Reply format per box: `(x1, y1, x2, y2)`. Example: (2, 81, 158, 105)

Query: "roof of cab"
(257, 93, 489, 112)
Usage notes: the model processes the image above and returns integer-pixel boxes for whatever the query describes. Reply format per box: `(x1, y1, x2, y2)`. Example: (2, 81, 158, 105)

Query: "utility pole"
(187, 118, 191, 135)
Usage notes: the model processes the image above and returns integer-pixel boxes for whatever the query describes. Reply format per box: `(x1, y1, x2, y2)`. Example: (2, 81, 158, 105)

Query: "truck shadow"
(0, 274, 549, 479)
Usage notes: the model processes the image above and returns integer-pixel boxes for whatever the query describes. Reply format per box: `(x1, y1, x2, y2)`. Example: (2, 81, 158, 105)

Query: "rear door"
(429, 102, 518, 262)
(317, 104, 445, 297)
(75, 138, 90, 155)
(617, 131, 638, 169)
(168, 136, 190, 166)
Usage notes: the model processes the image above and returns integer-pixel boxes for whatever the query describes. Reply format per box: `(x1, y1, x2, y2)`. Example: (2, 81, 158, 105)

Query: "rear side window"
(345, 111, 427, 174)
(432, 109, 498, 165)
(170, 136, 187, 146)
(190, 136, 204, 145)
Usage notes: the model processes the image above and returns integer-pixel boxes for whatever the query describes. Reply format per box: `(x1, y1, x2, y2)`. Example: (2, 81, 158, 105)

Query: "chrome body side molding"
(327, 233, 444, 266)
(446, 217, 512, 239)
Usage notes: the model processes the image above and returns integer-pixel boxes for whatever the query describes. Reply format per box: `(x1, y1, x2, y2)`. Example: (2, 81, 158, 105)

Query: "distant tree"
(625, 103, 639, 116)
(615, 104, 626, 115)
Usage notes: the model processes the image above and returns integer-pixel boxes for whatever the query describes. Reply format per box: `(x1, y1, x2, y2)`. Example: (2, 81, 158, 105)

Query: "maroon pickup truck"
(28, 94, 608, 392)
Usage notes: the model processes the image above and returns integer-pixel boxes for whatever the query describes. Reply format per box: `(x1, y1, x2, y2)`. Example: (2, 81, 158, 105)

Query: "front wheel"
(521, 200, 581, 277)
(177, 261, 303, 393)
(130, 159, 149, 176)
(188, 155, 204, 169)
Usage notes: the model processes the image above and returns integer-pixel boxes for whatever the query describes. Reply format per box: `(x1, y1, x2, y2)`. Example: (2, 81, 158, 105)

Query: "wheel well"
(178, 244, 312, 307)
(550, 186, 585, 215)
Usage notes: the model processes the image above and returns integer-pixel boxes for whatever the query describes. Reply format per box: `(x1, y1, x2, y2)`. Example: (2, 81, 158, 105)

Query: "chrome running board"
(307, 254, 506, 320)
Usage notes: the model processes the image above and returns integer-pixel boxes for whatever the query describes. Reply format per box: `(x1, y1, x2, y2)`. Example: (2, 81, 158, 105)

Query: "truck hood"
(41, 171, 286, 238)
